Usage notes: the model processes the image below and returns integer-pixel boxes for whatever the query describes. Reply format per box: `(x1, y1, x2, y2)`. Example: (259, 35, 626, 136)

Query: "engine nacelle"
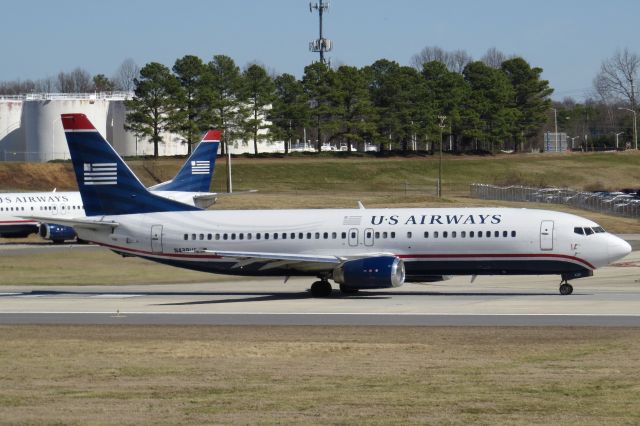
(332, 256, 405, 289)
(39, 223, 77, 243)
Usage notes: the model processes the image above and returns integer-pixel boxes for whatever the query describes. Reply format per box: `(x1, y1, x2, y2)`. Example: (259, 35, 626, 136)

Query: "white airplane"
(0, 128, 220, 242)
(42, 113, 632, 297)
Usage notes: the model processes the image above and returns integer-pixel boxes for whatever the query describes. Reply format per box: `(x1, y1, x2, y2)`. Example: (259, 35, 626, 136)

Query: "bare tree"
(594, 48, 639, 108)
(410, 46, 471, 73)
(449, 49, 472, 73)
(114, 58, 140, 91)
(55, 68, 93, 93)
(481, 47, 508, 68)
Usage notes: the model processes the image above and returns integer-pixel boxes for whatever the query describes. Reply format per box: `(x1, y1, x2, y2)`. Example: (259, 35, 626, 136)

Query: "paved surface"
(1, 240, 640, 326)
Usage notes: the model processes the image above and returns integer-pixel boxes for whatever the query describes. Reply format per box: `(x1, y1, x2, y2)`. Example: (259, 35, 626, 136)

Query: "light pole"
(615, 132, 625, 150)
(552, 108, 558, 152)
(618, 107, 637, 150)
(437, 115, 447, 198)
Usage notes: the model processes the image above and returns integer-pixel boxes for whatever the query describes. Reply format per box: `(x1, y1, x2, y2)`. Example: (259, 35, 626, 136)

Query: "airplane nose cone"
(608, 236, 632, 262)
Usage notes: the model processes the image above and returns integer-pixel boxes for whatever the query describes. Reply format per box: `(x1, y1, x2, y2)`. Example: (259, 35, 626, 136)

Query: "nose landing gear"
(559, 279, 574, 295)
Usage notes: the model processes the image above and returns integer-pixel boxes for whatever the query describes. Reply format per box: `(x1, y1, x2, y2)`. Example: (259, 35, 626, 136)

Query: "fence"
(470, 183, 640, 218)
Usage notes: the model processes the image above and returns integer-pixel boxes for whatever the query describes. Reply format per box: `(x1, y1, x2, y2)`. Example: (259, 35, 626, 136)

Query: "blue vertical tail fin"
(150, 130, 220, 192)
(61, 113, 199, 216)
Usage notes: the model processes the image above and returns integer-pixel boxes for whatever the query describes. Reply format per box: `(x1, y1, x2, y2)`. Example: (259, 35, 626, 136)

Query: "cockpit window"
(574, 227, 584, 235)
(593, 227, 605, 233)
(584, 227, 594, 236)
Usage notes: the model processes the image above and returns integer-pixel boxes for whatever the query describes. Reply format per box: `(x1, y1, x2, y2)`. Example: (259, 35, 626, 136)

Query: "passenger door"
(540, 220, 554, 251)
(151, 225, 163, 253)
(363, 228, 374, 247)
(348, 228, 359, 247)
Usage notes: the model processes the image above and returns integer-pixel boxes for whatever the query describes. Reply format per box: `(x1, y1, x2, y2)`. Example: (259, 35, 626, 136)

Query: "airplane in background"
(42, 113, 632, 297)
(0, 128, 220, 243)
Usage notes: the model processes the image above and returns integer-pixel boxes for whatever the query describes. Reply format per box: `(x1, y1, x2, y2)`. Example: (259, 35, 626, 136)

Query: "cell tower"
(309, 1, 332, 64)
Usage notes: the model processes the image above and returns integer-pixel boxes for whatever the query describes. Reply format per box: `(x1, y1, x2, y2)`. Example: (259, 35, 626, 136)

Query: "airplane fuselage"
(75, 207, 630, 282)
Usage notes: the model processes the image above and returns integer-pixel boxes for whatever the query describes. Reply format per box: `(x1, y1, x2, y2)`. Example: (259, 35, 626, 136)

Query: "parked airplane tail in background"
(61, 113, 199, 216)
(150, 130, 220, 193)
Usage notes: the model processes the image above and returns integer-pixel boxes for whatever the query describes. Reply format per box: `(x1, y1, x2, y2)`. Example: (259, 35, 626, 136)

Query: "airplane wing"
(201, 249, 394, 272)
(21, 216, 119, 231)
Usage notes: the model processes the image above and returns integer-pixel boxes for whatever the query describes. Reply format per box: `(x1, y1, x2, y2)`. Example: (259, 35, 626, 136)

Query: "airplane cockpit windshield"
(574, 226, 605, 236)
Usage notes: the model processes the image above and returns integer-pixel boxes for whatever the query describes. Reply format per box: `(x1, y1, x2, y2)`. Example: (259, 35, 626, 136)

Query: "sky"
(1, 0, 638, 100)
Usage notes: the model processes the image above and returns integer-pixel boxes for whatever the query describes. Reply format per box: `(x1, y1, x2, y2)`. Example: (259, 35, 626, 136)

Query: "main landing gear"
(310, 279, 333, 297)
(559, 279, 574, 296)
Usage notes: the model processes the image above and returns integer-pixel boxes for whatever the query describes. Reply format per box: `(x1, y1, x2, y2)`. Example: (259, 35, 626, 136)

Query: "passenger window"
(391, 232, 396, 238)
(183, 234, 188, 240)
(434, 231, 439, 238)
(511, 231, 516, 237)
(332, 232, 337, 239)
(461, 231, 466, 238)
(215, 234, 220, 240)
(382, 232, 388, 238)
(470, 231, 474, 238)
(477, 231, 482, 237)
(239, 234, 244, 240)
(574, 227, 584, 235)
(323, 232, 328, 239)
(231, 233, 236, 240)
(299, 233, 304, 239)
(503, 231, 507, 237)
(247, 233, 252, 240)
(316, 232, 320, 239)
(223, 234, 228, 240)
(290, 233, 295, 239)
(257, 233, 261, 240)
(199, 234, 204, 240)
(452, 231, 456, 238)
(443, 231, 448, 238)
(350, 232, 355, 239)
(265, 233, 270, 240)
(307, 232, 312, 239)
(207, 234, 212, 240)
(273, 233, 278, 240)
(375, 232, 380, 238)
(424, 231, 429, 238)
(406, 232, 412, 238)
(341, 232, 346, 239)
(191, 233, 196, 240)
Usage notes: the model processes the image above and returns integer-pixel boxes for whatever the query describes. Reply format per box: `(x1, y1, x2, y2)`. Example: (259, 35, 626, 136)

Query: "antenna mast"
(309, 1, 332, 64)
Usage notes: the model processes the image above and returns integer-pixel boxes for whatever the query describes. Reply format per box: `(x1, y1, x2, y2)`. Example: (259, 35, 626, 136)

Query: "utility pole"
(437, 115, 447, 198)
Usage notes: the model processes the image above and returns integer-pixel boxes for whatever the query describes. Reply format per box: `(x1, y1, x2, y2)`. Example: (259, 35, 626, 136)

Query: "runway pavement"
(1, 243, 639, 326)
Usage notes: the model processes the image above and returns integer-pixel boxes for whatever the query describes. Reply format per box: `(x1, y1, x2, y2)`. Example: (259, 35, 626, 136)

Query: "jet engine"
(332, 256, 405, 289)
(39, 223, 77, 243)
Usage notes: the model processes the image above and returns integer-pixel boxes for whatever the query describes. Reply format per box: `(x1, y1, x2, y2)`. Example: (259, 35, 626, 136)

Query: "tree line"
(2, 46, 638, 155)
(121, 51, 553, 157)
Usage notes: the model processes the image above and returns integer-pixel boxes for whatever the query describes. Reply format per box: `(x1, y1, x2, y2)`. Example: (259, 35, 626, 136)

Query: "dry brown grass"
(0, 326, 639, 425)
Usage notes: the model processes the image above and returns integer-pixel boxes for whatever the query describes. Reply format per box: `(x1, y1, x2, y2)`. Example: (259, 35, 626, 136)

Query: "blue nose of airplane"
(608, 236, 632, 262)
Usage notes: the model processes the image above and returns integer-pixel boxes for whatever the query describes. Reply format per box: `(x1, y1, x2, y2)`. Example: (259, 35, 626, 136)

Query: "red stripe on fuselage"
(91, 240, 595, 269)
(397, 253, 595, 269)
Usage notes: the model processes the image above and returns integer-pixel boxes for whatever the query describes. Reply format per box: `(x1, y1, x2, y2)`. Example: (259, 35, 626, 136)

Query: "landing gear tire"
(559, 283, 573, 295)
(310, 280, 332, 297)
(339, 284, 359, 294)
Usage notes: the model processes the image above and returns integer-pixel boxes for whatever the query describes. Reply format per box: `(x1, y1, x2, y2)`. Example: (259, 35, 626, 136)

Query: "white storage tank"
(0, 99, 26, 160)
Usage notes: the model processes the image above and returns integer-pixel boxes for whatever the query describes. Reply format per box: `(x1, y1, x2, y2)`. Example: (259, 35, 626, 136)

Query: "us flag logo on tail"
(83, 163, 117, 185)
(191, 160, 210, 175)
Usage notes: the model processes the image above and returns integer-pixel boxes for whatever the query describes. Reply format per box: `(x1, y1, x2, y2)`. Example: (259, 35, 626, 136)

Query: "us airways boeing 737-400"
(1, 129, 220, 242)
(37, 113, 632, 296)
